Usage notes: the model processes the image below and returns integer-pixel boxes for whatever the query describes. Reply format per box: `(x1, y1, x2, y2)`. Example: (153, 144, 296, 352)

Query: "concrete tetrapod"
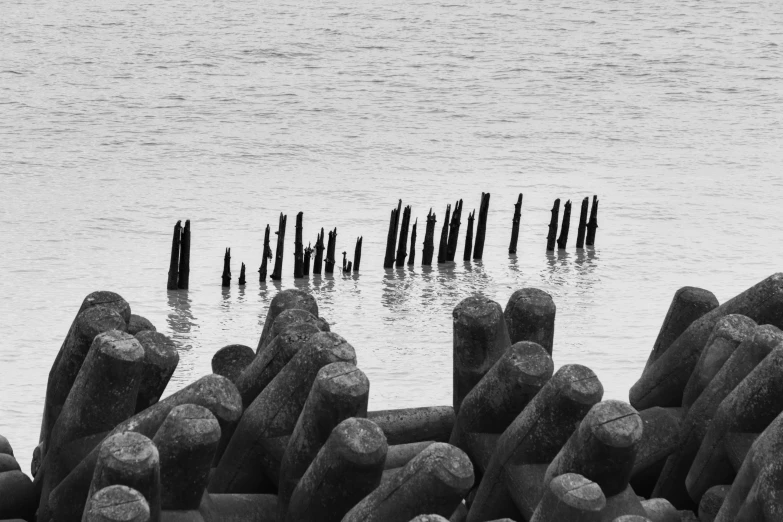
(210, 344, 254, 384)
(209, 332, 356, 494)
(278, 363, 370, 518)
(153, 404, 220, 510)
(699, 485, 730, 522)
(639, 498, 679, 522)
(385, 442, 435, 469)
(134, 331, 180, 413)
(368, 406, 454, 445)
(48, 374, 242, 522)
(84, 484, 150, 522)
(651, 324, 783, 508)
(686, 342, 783, 503)
(285, 417, 387, 522)
(199, 492, 277, 522)
(503, 289, 556, 355)
(261, 308, 330, 355)
(128, 314, 157, 335)
(342, 442, 474, 522)
(0, 470, 35, 520)
(628, 406, 683, 499)
(466, 365, 604, 522)
(630, 272, 783, 410)
(644, 287, 719, 370)
(529, 473, 605, 522)
(452, 295, 511, 414)
(733, 459, 783, 522)
(256, 289, 319, 353)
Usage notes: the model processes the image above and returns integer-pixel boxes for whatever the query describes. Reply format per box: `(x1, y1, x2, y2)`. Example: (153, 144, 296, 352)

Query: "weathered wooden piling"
(463, 210, 475, 261)
(473, 193, 490, 260)
(422, 209, 437, 266)
(586, 195, 599, 246)
(271, 213, 287, 281)
(353, 237, 362, 273)
(437, 204, 451, 264)
(314, 229, 325, 275)
(576, 197, 589, 249)
(408, 221, 417, 266)
(221, 248, 231, 287)
(303, 244, 313, 276)
(84, 485, 150, 522)
(259, 224, 272, 282)
(447, 199, 463, 262)
(396, 205, 412, 267)
(557, 200, 572, 250)
(167, 221, 181, 290)
(325, 228, 337, 274)
(546, 199, 560, 252)
(238, 263, 246, 285)
(509, 194, 523, 255)
(294, 212, 304, 278)
(346, 261, 352, 272)
(177, 220, 191, 289)
(342, 251, 347, 272)
(384, 200, 402, 269)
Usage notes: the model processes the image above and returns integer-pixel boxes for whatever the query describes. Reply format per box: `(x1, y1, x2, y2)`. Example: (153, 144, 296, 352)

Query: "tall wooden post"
(353, 237, 362, 273)
(294, 212, 304, 278)
(446, 199, 463, 262)
(509, 194, 523, 254)
(437, 204, 451, 264)
(546, 199, 560, 252)
(408, 219, 417, 266)
(384, 200, 402, 268)
(303, 244, 313, 276)
(271, 213, 287, 280)
(463, 210, 475, 261)
(238, 262, 246, 285)
(167, 221, 181, 290)
(557, 200, 572, 250)
(576, 197, 589, 249)
(221, 248, 231, 287)
(259, 224, 272, 282)
(177, 220, 191, 289)
(313, 228, 325, 275)
(422, 209, 436, 266)
(325, 228, 337, 273)
(473, 193, 490, 260)
(396, 205, 411, 267)
(586, 195, 599, 246)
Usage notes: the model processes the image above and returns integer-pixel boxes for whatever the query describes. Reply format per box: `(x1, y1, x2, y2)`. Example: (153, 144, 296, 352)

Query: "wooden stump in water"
(325, 228, 337, 274)
(546, 199, 560, 252)
(167, 221, 181, 290)
(473, 193, 490, 260)
(238, 262, 246, 285)
(422, 209, 436, 266)
(586, 195, 599, 246)
(314, 228, 325, 275)
(353, 236, 362, 273)
(303, 243, 313, 276)
(463, 210, 475, 261)
(446, 199, 463, 262)
(342, 251, 347, 272)
(259, 224, 272, 282)
(576, 197, 589, 249)
(509, 194, 523, 254)
(294, 211, 304, 278)
(384, 200, 402, 269)
(408, 219, 417, 266)
(396, 205, 412, 267)
(177, 220, 191, 289)
(557, 199, 572, 250)
(437, 204, 451, 264)
(221, 248, 231, 287)
(271, 213, 287, 281)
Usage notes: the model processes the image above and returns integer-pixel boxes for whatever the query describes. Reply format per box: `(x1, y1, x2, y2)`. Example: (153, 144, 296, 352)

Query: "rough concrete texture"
(598, 485, 647, 521)
(134, 331, 180, 413)
(699, 485, 730, 522)
(84, 484, 150, 522)
(640, 498, 679, 522)
(629, 407, 682, 497)
(263, 308, 329, 353)
(128, 314, 157, 335)
(529, 473, 605, 522)
(0, 453, 20, 473)
(199, 492, 277, 522)
(0, 435, 12, 455)
(733, 459, 783, 521)
(256, 289, 318, 353)
(385, 441, 436, 469)
(211, 344, 254, 383)
(503, 288, 556, 355)
(0, 470, 35, 520)
(369, 406, 454, 445)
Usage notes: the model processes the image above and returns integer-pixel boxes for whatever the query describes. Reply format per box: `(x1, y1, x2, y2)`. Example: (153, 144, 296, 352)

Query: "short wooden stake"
(303, 243, 313, 276)
(271, 213, 287, 280)
(221, 248, 231, 287)
(557, 200, 571, 250)
(546, 199, 560, 252)
(177, 220, 191, 289)
(437, 204, 451, 264)
(586, 195, 599, 246)
(422, 209, 436, 266)
(446, 199, 463, 262)
(238, 263, 246, 285)
(396, 205, 412, 267)
(341, 251, 347, 272)
(509, 194, 523, 254)
(294, 212, 304, 278)
(463, 210, 475, 261)
(473, 193, 490, 260)
(408, 220, 417, 266)
(167, 221, 181, 290)
(313, 228, 325, 275)
(576, 197, 589, 249)
(384, 200, 402, 268)
(259, 224, 272, 282)
(353, 237, 362, 273)
(325, 228, 337, 274)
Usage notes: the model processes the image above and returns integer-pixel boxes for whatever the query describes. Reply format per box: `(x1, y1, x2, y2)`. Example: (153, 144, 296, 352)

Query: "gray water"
(2, 0, 782, 475)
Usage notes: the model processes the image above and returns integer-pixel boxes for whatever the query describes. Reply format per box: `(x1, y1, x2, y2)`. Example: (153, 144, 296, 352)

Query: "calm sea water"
(2, 0, 782, 475)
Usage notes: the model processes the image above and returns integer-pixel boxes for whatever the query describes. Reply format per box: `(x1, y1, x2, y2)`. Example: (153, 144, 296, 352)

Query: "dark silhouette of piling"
(294, 212, 304, 278)
(221, 248, 231, 287)
(546, 199, 561, 252)
(408, 220, 417, 266)
(576, 197, 589, 249)
(473, 193, 490, 260)
(325, 228, 337, 274)
(557, 200, 572, 250)
(446, 199, 463, 262)
(167, 221, 181, 290)
(384, 200, 402, 269)
(259, 224, 272, 282)
(345, 261, 352, 272)
(396, 205, 412, 267)
(313, 228, 325, 275)
(177, 220, 191, 289)
(509, 194, 523, 254)
(464, 210, 475, 261)
(422, 209, 436, 266)
(238, 263, 246, 285)
(342, 251, 347, 272)
(586, 195, 599, 246)
(271, 213, 287, 281)
(353, 237, 362, 273)
(303, 243, 313, 276)
(437, 204, 451, 264)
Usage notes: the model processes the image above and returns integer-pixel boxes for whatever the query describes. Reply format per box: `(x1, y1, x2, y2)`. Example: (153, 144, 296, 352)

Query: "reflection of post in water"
(166, 290, 197, 349)
(381, 267, 405, 310)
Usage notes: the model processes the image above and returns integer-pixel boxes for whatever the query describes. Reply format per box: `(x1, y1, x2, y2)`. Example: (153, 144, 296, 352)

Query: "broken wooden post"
(271, 213, 287, 281)
(294, 212, 304, 278)
(303, 244, 313, 276)
(586, 195, 599, 246)
(238, 263, 246, 285)
(509, 194, 523, 255)
(446, 199, 463, 262)
(259, 224, 272, 282)
(221, 248, 231, 287)
(177, 220, 191, 289)
(167, 221, 181, 290)
(384, 200, 402, 269)
(546, 199, 561, 252)
(325, 228, 337, 274)
(463, 210, 475, 261)
(576, 197, 589, 249)
(473, 193, 490, 260)
(342, 252, 347, 272)
(353, 237, 362, 273)
(557, 200, 572, 250)
(422, 209, 436, 266)
(346, 261, 352, 272)
(437, 204, 451, 264)
(408, 220, 417, 266)
(396, 205, 412, 267)
(313, 228, 325, 275)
